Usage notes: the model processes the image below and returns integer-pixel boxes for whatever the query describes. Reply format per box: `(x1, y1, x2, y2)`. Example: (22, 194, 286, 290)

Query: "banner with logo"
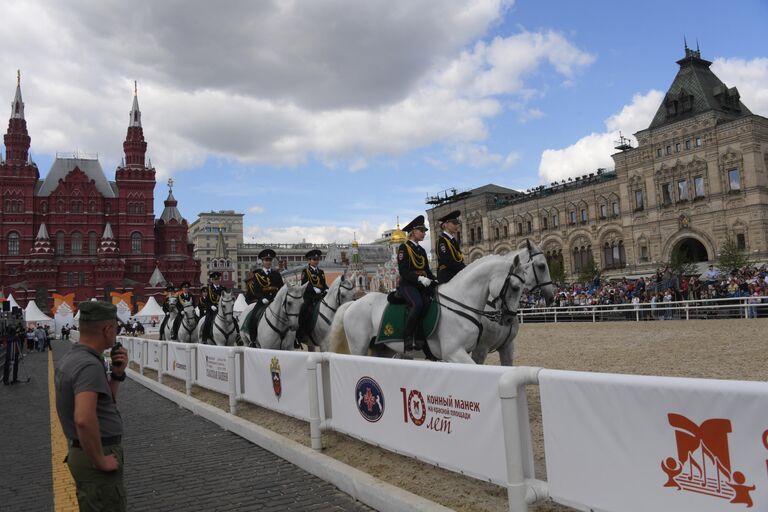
(165, 342, 190, 381)
(196, 345, 239, 395)
(328, 354, 531, 485)
(144, 340, 161, 370)
(539, 370, 768, 512)
(242, 349, 312, 421)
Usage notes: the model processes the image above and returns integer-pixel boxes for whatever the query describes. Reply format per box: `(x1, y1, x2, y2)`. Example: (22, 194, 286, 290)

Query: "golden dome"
(351, 239, 359, 248)
(390, 223, 407, 245)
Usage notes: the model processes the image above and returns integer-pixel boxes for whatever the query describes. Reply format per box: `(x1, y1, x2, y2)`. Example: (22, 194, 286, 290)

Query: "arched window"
(8, 232, 20, 256)
(71, 232, 82, 255)
(131, 232, 142, 254)
(89, 201, 96, 213)
(41, 201, 48, 213)
(89, 232, 98, 256)
(170, 239, 177, 254)
(56, 232, 65, 255)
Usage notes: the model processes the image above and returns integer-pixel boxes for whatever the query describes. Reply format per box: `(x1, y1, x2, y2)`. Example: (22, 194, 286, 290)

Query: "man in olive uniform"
(296, 249, 328, 348)
(55, 301, 128, 512)
(158, 284, 176, 340)
(171, 281, 196, 340)
(436, 210, 465, 284)
(200, 271, 227, 343)
(398, 215, 437, 352)
(244, 248, 284, 305)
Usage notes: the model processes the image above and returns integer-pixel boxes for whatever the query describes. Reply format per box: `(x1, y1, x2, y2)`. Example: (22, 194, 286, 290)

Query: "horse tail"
(328, 301, 352, 354)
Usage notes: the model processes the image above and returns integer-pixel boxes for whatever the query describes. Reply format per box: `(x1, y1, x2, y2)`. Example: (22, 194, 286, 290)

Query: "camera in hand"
(110, 342, 123, 368)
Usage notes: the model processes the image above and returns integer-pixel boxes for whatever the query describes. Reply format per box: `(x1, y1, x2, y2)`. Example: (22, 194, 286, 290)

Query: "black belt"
(71, 435, 121, 448)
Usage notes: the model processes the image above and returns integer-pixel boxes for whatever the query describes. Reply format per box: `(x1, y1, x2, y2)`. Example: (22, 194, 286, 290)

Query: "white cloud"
(0, 1, 594, 176)
(503, 151, 521, 168)
(248, 206, 265, 214)
(538, 90, 663, 183)
(712, 57, 768, 116)
(245, 221, 391, 244)
(537, 56, 768, 184)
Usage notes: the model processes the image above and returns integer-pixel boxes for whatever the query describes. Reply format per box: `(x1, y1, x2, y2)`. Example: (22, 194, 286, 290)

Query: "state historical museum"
(0, 78, 199, 312)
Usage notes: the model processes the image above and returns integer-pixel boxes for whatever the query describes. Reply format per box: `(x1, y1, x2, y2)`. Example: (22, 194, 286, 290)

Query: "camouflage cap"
(78, 300, 118, 322)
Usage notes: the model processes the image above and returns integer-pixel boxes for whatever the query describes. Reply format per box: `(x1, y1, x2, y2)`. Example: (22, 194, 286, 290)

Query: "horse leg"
(497, 322, 518, 366)
(471, 346, 489, 364)
(441, 347, 476, 364)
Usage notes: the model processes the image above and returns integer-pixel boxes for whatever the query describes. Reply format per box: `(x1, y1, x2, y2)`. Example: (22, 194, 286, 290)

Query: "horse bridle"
(179, 302, 197, 337)
(319, 280, 354, 320)
(213, 296, 237, 340)
(440, 261, 524, 325)
(264, 289, 303, 340)
(526, 240, 554, 293)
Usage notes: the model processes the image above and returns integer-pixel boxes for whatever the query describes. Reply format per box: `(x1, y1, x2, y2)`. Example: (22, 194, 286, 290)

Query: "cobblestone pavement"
(0, 340, 373, 512)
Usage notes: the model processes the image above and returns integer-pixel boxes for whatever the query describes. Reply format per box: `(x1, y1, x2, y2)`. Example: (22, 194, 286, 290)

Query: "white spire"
(36, 223, 49, 240)
(130, 81, 141, 127)
(102, 222, 114, 239)
(11, 69, 24, 119)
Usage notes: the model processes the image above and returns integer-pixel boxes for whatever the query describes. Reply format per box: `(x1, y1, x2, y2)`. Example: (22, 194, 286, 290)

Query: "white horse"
(472, 241, 556, 366)
(309, 272, 357, 351)
(161, 297, 178, 341)
(329, 254, 527, 363)
(239, 282, 307, 350)
(196, 290, 239, 346)
(176, 299, 199, 344)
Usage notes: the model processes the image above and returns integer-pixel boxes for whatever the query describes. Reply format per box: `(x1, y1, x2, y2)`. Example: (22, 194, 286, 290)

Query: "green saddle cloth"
(376, 300, 440, 344)
(241, 304, 268, 341)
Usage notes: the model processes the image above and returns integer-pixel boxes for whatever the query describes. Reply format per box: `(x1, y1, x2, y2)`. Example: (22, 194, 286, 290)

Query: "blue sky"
(2, 0, 766, 244)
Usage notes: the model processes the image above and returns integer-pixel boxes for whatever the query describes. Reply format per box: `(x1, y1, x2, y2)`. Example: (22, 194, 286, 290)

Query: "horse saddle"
(375, 300, 440, 345)
(241, 304, 268, 343)
(387, 291, 406, 305)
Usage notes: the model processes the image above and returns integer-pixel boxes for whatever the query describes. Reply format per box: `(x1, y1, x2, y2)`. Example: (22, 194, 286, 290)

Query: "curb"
(127, 369, 454, 512)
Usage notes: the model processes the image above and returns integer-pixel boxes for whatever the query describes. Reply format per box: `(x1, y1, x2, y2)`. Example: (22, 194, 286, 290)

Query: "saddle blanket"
(375, 300, 440, 344)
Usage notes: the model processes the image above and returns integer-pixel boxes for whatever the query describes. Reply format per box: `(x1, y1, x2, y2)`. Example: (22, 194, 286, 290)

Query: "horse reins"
(264, 290, 303, 341)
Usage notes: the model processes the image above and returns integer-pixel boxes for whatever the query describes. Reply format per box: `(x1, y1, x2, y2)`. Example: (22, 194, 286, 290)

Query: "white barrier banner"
(128, 337, 142, 365)
(195, 345, 238, 395)
(540, 370, 768, 512)
(329, 354, 531, 485)
(242, 349, 311, 421)
(145, 340, 161, 370)
(165, 342, 190, 381)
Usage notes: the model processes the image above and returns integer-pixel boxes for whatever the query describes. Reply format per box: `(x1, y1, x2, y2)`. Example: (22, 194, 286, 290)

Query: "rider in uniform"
(398, 215, 437, 352)
(159, 284, 177, 340)
(436, 210, 465, 284)
(397, 215, 437, 352)
(200, 271, 227, 343)
(245, 249, 284, 305)
(171, 281, 196, 340)
(296, 249, 328, 348)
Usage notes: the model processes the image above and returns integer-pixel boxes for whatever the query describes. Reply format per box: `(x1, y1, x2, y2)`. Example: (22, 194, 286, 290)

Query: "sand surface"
(135, 318, 768, 511)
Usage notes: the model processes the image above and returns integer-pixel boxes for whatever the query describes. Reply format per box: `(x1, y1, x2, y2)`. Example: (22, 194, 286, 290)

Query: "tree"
(668, 245, 698, 278)
(717, 235, 751, 275)
(547, 256, 566, 285)
(577, 259, 600, 285)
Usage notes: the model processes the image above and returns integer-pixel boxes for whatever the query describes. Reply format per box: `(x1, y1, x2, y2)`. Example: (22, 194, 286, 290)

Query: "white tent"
(3, 293, 21, 311)
(233, 293, 248, 319)
(54, 301, 75, 335)
(134, 296, 165, 333)
(24, 300, 54, 330)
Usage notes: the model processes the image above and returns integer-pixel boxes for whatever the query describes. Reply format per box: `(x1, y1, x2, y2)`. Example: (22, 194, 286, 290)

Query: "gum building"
(427, 48, 768, 278)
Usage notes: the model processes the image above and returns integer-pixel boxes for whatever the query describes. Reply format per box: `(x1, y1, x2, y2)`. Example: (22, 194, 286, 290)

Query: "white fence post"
(307, 352, 326, 451)
(227, 347, 238, 415)
(140, 339, 146, 375)
(185, 344, 193, 395)
(499, 367, 543, 512)
(158, 341, 166, 384)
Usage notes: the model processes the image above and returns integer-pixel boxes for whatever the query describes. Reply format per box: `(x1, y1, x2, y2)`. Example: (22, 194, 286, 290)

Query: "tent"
(54, 301, 75, 335)
(24, 300, 55, 330)
(134, 296, 165, 332)
(233, 293, 248, 319)
(2, 293, 21, 311)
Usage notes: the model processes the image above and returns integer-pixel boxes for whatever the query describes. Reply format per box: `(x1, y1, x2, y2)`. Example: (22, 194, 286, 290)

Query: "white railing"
(119, 336, 768, 512)
(519, 296, 768, 323)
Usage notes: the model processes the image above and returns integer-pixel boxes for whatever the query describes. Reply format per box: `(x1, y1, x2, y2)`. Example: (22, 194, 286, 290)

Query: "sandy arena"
(136, 318, 768, 511)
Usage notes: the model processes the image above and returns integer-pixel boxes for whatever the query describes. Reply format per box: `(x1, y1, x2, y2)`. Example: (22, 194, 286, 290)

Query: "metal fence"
(519, 296, 768, 323)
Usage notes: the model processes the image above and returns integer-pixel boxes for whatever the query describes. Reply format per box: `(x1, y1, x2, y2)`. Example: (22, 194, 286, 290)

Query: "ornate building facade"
(427, 48, 768, 278)
(0, 78, 199, 311)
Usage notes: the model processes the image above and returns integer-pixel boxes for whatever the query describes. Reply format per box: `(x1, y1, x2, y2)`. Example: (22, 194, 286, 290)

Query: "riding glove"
(313, 287, 322, 294)
(262, 298, 269, 305)
(417, 276, 432, 288)
(211, 305, 217, 312)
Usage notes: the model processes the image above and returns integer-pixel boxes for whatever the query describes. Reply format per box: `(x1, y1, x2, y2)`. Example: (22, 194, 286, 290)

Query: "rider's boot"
(403, 311, 421, 352)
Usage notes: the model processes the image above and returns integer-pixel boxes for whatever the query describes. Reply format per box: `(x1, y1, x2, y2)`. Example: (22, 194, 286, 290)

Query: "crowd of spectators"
(522, 264, 768, 316)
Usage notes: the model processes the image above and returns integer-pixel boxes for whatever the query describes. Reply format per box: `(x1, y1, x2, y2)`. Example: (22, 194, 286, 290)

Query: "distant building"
(0, 77, 199, 311)
(427, 48, 768, 279)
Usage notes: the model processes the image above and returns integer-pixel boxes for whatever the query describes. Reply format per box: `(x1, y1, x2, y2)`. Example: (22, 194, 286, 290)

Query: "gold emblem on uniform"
(383, 323, 394, 336)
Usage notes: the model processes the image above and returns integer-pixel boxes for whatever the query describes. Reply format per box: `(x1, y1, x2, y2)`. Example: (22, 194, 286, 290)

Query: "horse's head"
(180, 299, 196, 319)
(525, 239, 555, 305)
(273, 282, 305, 331)
(219, 290, 234, 316)
(333, 272, 357, 305)
(489, 254, 527, 326)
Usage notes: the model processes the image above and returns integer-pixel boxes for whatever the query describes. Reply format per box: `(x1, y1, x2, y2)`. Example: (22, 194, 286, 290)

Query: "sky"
(1, 0, 766, 245)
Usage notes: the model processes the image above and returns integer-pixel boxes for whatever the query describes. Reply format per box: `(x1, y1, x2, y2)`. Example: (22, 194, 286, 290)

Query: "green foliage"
(577, 259, 600, 284)
(668, 245, 698, 277)
(547, 257, 566, 285)
(717, 235, 751, 275)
